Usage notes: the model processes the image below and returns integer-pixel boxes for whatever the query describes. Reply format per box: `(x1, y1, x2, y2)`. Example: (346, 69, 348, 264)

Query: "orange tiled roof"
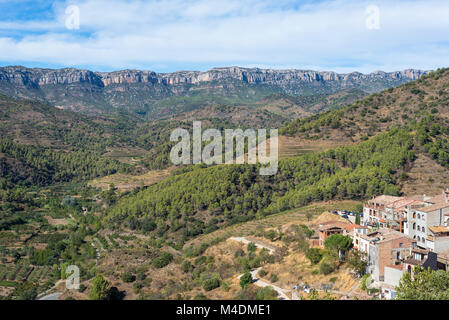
(429, 225, 449, 234)
(385, 264, 403, 270)
(369, 195, 404, 205)
(319, 221, 348, 231)
(420, 202, 449, 213)
(345, 224, 367, 231)
(386, 198, 426, 210)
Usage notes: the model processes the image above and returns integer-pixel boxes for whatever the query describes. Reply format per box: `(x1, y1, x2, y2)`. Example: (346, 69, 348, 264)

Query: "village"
(316, 188, 449, 299)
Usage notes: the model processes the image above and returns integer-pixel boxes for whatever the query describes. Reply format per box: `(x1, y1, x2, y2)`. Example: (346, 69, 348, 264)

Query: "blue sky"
(0, 0, 448, 73)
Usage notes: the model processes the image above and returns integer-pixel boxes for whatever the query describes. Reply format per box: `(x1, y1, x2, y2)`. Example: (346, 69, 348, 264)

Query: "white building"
(404, 189, 449, 252)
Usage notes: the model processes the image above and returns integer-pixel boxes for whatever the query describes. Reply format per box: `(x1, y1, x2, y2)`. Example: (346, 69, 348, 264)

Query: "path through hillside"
(231, 237, 290, 300)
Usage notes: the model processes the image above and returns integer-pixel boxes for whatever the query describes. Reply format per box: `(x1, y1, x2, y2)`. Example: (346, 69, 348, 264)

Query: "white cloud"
(0, 0, 448, 72)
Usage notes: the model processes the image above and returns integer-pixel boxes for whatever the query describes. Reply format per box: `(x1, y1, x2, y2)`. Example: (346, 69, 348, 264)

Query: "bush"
(240, 271, 253, 289)
(258, 269, 267, 277)
(136, 272, 146, 281)
(181, 260, 193, 273)
(305, 248, 323, 265)
(319, 262, 334, 275)
(203, 278, 220, 291)
(247, 242, 257, 253)
(361, 274, 371, 291)
(88, 275, 111, 300)
(270, 274, 278, 283)
(121, 271, 135, 283)
(78, 283, 87, 292)
(264, 230, 277, 241)
(255, 286, 278, 300)
(152, 252, 173, 268)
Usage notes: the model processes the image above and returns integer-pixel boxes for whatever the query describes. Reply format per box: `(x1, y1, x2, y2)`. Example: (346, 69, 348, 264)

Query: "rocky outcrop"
(0, 65, 430, 116)
(0, 65, 428, 88)
(0, 66, 104, 87)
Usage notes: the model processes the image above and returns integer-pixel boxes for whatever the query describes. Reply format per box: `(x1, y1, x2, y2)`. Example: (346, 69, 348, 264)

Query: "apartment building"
(362, 195, 427, 231)
(358, 228, 414, 281)
(404, 190, 449, 252)
(362, 195, 404, 227)
(362, 189, 449, 253)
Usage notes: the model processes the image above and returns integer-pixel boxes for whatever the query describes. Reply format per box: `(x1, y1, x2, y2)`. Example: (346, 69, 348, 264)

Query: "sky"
(0, 0, 448, 73)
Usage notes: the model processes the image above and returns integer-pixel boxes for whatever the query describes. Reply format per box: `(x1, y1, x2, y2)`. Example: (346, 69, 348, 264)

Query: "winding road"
(230, 237, 290, 300)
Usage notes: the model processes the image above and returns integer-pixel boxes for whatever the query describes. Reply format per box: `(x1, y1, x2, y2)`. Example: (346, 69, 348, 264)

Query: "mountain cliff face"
(0, 66, 428, 117)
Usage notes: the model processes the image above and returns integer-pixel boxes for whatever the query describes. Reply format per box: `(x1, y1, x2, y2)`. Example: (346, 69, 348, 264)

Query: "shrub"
(319, 262, 334, 275)
(202, 278, 220, 291)
(121, 271, 135, 283)
(329, 277, 338, 283)
(136, 272, 146, 281)
(258, 269, 267, 277)
(247, 242, 257, 253)
(270, 274, 278, 283)
(305, 248, 323, 265)
(255, 286, 278, 300)
(181, 260, 193, 273)
(240, 271, 253, 289)
(152, 252, 173, 268)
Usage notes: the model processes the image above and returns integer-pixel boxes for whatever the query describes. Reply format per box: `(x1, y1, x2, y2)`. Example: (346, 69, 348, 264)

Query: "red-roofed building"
(318, 221, 349, 247)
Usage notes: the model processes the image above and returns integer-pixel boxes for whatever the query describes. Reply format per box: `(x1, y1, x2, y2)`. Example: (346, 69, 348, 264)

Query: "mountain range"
(0, 66, 428, 118)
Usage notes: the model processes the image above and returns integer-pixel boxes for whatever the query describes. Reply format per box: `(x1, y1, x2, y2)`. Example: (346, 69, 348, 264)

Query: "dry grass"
(44, 216, 69, 226)
(186, 200, 361, 248)
(88, 168, 172, 192)
(401, 154, 449, 196)
(278, 135, 348, 159)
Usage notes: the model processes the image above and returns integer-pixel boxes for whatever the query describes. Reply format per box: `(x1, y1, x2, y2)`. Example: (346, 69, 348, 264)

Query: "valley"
(1, 65, 448, 301)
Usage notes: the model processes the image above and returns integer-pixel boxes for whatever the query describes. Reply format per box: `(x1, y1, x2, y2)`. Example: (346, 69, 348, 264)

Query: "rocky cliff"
(0, 65, 428, 87)
(0, 65, 429, 117)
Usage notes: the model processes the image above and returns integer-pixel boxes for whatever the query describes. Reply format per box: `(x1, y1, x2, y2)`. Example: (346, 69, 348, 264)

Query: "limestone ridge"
(0, 65, 428, 87)
(0, 66, 429, 116)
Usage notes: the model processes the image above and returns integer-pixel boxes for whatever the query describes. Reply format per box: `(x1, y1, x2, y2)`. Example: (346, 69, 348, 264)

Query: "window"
(413, 212, 416, 219)
(417, 226, 421, 231)
(413, 223, 416, 230)
(418, 214, 421, 219)
(417, 236, 421, 242)
(399, 243, 403, 248)
(422, 227, 425, 233)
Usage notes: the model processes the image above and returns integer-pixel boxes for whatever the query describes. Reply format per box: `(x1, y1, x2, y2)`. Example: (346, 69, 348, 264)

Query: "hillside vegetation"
(105, 127, 414, 246)
(281, 68, 449, 142)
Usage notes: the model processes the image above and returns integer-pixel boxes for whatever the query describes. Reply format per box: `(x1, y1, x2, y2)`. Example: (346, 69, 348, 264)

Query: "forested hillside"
(281, 68, 449, 142)
(105, 127, 415, 246)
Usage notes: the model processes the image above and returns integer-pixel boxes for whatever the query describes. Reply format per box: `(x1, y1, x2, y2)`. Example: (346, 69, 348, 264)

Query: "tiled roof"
(344, 224, 367, 231)
(420, 202, 449, 213)
(429, 225, 449, 234)
(385, 264, 404, 270)
(386, 198, 426, 210)
(319, 221, 348, 231)
(369, 195, 404, 205)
